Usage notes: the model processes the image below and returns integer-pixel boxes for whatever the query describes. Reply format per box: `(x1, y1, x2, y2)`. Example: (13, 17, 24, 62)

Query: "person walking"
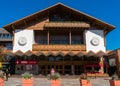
(50, 68, 55, 79)
(51, 68, 55, 75)
(5, 69, 9, 81)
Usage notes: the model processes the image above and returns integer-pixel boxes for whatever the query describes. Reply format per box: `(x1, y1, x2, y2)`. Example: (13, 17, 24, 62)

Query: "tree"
(0, 46, 4, 61)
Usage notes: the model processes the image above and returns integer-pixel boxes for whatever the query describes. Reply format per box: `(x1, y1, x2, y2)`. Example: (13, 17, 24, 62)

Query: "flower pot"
(80, 80, 91, 86)
(0, 78, 4, 86)
(22, 78, 33, 86)
(109, 80, 120, 86)
(51, 80, 60, 86)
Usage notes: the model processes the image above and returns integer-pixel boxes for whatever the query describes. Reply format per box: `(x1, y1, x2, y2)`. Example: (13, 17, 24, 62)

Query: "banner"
(16, 60, 36, 64)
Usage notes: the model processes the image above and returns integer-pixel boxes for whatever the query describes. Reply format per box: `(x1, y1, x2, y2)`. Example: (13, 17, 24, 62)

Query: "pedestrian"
(50, 68, 55, 79)
(5, 69, 9, 81)
(51, 68, 55, 75)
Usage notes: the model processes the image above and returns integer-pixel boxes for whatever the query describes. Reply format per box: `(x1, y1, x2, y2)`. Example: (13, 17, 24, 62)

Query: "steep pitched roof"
(3, 3, 115, 34)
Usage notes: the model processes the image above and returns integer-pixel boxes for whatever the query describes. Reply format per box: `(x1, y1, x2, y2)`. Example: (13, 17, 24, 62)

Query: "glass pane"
(49, 57, 54, 61)
(56, 56, 62, 61)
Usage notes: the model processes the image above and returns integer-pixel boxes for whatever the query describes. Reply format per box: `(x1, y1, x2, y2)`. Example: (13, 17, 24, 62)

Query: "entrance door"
(38, 61, 85, 75)
(75, 65, 84, 75)
(47, 64, 63, 74)
(39, 64, 64, 75)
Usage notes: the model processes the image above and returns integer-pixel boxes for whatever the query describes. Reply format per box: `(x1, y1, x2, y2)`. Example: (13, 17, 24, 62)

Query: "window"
(71, 35, 82, 44)
(86, 66, 92, 72)
(56, 56, 62, 61)
(35, 31, 47, 44)
(6, 43, 12, 49)
(0, 34, 2, 38)
(2, 34, 5, 38)
(50, 35, 69, 44)
(8, 34, 12, 38)
(49, 57, 55, 61)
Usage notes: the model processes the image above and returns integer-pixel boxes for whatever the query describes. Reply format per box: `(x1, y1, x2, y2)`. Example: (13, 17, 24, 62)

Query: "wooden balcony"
(0, 38, 12, 41)
(32, 44, 86, 51)
(1, 50, 12, 54)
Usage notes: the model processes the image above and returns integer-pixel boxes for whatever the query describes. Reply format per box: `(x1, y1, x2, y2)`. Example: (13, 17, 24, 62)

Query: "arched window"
(49, 56, 55, 61)
(56, 56, 62, 61)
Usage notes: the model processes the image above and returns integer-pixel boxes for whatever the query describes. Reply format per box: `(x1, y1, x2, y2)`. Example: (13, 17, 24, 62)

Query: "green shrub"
(22, 72, 33, 79)
(80, 73, 90, 82)
(51, 72, 60, 80)
(112, 73, 119, 80)
(0, 71, 4, 79)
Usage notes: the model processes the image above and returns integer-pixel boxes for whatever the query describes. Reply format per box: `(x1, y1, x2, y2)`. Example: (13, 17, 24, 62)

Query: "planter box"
(109, 80, 120, 86)
(22, 78, 33, 86)
(0, 78, 4, 86)
(51, 80, 61, 86)
(80, 80, 92, 86)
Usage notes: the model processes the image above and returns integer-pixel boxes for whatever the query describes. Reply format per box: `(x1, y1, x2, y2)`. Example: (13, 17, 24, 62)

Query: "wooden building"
(105, 49, 120, 77)
(0, 28, 13, 74)
(0, 28, 12, 50)
(3, 3, 116, 75)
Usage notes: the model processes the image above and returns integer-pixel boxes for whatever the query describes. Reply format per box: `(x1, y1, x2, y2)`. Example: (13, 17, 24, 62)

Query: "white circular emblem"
(91, 37, 100, 46)
(18, 37, 27, 46)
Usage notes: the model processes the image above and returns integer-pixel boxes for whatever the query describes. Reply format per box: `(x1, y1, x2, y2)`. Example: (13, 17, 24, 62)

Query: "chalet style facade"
(3, 3, 117, 75)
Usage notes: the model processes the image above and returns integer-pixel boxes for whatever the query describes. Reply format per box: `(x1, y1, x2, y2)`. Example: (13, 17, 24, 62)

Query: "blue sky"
(0, 0, 119, 50)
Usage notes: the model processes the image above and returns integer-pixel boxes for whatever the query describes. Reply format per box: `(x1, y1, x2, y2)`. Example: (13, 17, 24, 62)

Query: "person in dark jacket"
(5, 69, 9, 81)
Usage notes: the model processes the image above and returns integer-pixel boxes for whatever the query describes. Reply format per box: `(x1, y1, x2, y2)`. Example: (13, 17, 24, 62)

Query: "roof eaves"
(60, 3, 115, 29)
(3, 3, 62, 29)
(3, 3, 115, 30)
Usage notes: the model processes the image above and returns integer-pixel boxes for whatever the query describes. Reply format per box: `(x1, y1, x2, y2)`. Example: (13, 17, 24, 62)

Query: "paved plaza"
(4, 77, 111, 86)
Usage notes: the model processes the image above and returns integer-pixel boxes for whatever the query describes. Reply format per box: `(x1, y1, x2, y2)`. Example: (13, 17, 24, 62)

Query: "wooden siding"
(23, 18, 49, 30)
(32, 44, 86, 51)
(44, 22, 90, 28)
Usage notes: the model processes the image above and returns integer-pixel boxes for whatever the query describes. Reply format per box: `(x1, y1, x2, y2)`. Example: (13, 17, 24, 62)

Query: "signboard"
(0, 62, 2, 68)
(2, 62, 9, 64)
(16, 60, 36, 64)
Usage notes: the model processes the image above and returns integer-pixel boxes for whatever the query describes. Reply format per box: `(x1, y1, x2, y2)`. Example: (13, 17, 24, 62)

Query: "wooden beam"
(47, 10, 50, 21)
(12, 30, 15, 46)
(11, 25, 15, 30)
(47, 31, 49, 45)
(35, 15, 39, 20)
(23, 20, 27, 25)
(103, 26, 107, 30)
(80, 15, 83, 20)
(103, 26, 107, 46)
(69, 30, 71, 45)
(103, 26, 108, 35)
(12, 30, 14, 35)
(91, 20, 96, 26)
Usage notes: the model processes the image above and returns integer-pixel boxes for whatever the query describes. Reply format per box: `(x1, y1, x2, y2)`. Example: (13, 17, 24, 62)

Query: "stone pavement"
(4, 77, 111, 86)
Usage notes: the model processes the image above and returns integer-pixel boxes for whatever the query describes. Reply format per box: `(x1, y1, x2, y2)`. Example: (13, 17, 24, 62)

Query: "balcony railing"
(2, 46, 13, 50)
(0, 38, 12, 41)
(32, 44, 86, 51)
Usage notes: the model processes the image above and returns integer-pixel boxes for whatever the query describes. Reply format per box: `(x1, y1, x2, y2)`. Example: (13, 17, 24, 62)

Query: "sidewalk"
(4, 77, 110, 86)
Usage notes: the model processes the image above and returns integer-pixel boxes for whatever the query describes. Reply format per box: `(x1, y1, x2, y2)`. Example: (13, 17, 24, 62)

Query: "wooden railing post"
(69, 30, 71, 45)
(47, 31, 49, 45)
